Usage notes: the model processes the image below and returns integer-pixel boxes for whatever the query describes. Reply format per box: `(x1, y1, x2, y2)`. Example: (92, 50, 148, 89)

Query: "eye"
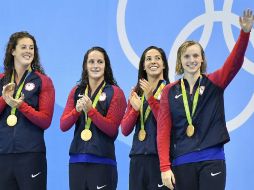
(183, 54, 190, 59)
(88, 59, 94, 64)
(29, 46, 34, 50)
(98, 60, 104, 64)
(145, 57, 151, 61)
(155, 56, 161, 61)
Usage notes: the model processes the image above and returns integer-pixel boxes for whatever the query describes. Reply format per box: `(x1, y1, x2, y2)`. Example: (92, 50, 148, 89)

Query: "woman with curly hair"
(0, 31, 55, 190)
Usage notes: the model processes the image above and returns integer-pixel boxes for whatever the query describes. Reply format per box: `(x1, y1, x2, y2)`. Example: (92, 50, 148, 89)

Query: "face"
(86, 50, 105, 81)
(12, 37, 34, 68)
(181, 44, 203, 76)
(144, 49, 165, 79)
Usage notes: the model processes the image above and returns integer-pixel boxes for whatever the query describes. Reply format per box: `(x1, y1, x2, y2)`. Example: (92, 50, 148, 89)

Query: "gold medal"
(138, 129, 146, 141)
(7, 115, 17, 127)
(186, 124, 195, 137)
(81, 129, 92, 141)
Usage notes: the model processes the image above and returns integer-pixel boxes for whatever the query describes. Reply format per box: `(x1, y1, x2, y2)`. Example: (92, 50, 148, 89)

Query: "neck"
(14, 64, 30, 84)
(183, 71, 200, 94)
(89, 77, 104, 95)
(147, 74, 164, 90)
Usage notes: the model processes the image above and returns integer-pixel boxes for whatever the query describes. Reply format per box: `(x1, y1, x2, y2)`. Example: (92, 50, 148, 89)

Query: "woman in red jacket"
(157, 9, 254, 190)
(121, 46, 169, 190)
(60, 46, 126, 190)
(0, 31, 55, 190)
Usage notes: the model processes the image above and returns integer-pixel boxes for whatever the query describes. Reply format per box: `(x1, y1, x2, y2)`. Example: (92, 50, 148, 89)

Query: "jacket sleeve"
(60, 86, 81, 132)
(208, 30, 250, 89)
(18, 75, 55, 130)
(157, 84, 172, 172)
(121, 100, 139, 136)
(87, 86, 127, 137)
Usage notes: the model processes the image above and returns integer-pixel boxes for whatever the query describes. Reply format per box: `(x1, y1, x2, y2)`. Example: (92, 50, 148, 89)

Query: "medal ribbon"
(10, 67, 32, 115)
(140, 81, 166, 130)
(84, 82, 106, 130)
(181, 76, 202, 126)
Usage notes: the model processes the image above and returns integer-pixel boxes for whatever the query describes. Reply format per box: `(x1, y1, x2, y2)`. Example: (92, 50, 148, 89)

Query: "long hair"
(175, 40, 207, 75)
(134, 46, 169, 96)
(78, 46, 118, 89)
(2, 31, 44, 84)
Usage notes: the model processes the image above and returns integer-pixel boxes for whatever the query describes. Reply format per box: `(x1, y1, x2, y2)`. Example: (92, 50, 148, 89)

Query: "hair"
(175, 40, 207, 75)
(134, 46, 169, 96)
(2, 31, 44, 84)
(78, 46, 118, 89)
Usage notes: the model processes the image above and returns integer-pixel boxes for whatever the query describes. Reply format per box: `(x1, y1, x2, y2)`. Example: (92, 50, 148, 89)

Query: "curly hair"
(78, 46, 118, 89)
(175, 40, 207, 75)
(2, 31, 45, 84)
(134, 46, 169, 96)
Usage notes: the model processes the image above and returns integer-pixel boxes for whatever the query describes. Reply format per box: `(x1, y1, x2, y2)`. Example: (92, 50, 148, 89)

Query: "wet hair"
(134, 46, 169, 96)
(2, 31, 44, 84)
(78, 46, 118, 89)
(175, 40, 207, 75)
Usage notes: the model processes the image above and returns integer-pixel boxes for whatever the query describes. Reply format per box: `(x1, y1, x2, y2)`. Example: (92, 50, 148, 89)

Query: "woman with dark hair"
(0, 31, 55, 190)
(157, 9, 254, 190)
(121, 46, 169, 190)
(60, 46, 126, 190)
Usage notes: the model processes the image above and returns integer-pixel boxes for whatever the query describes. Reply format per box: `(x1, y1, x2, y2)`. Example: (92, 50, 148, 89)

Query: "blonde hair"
(175, 40, 207, 75)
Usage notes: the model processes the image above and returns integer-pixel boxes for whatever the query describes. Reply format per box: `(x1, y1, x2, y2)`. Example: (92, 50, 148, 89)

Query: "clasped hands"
(2, 83, 24, 108)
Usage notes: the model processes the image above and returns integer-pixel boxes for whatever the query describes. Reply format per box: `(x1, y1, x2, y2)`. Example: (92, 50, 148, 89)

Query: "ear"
(11, 49, 15, 56)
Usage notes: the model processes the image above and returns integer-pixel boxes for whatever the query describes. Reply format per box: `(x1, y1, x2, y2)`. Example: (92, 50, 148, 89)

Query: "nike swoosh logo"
(211, 172, 221, 176)
(175, 94, 182, 99)
(78, 94, 84, 98)
(97, 185, 107, 189)
(31, 172, 41, 178)
(158, 184, 164, 188)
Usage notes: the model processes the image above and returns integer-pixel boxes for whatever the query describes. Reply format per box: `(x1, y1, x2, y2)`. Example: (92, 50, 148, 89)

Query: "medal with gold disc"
(138, 129, 146, 141)
(180, 77, 202, 137)
(80, 82, 106, 142)
(6, 68, 32, 127)
(81, 129, 92, 141)
(139, 81, 166, 141)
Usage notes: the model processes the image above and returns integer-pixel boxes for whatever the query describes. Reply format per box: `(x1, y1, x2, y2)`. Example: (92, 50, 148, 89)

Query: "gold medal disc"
(7, 115, 17, 127)
(138, 129, 146, 141)
(186, 124, 195, 137)
(81, 129, 92, 141)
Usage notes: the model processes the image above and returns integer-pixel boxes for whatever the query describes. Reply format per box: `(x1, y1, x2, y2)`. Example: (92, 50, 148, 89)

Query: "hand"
(239, 9, 254, 33)
(4, 93, 24, 108)
(76, 97, 85, 112)
(161, 170, 176, 190)
(2, 83, 15, 101)
(129, 91, 141, 111)
(82, 95, 93, 113)
(139, 79, 153, 100)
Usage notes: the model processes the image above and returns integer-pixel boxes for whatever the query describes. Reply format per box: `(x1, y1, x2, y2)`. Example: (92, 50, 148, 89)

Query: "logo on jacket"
(199, 86, 205, 95)
(99, 92, 107, 101)
(25, 82, 35, 91)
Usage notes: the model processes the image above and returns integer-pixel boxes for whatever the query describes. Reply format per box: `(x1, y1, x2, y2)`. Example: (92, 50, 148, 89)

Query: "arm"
(208, 30, 250, 88)
(121, 101, 139, 136)
(18, 76, 55, 130)
(0, 96, 7, 114)
(209, 9, 253, 88)
(87, 86, 127, 137)
(147, 95, 160, 120)
(60, 86, 81, 132)
(157, 84, 175, 189)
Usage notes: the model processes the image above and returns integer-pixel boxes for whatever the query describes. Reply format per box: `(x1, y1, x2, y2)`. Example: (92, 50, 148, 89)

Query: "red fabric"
(157, 83, 175, 172)
(121, 95, 160, 136)
(60, 86, 81, 132)
(61, 85, 127, 138)
(157, 30, 250, 172)
(121, 101, 139, 136)
(18, 72, 55, 130)
(208, 30, 250, 88)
